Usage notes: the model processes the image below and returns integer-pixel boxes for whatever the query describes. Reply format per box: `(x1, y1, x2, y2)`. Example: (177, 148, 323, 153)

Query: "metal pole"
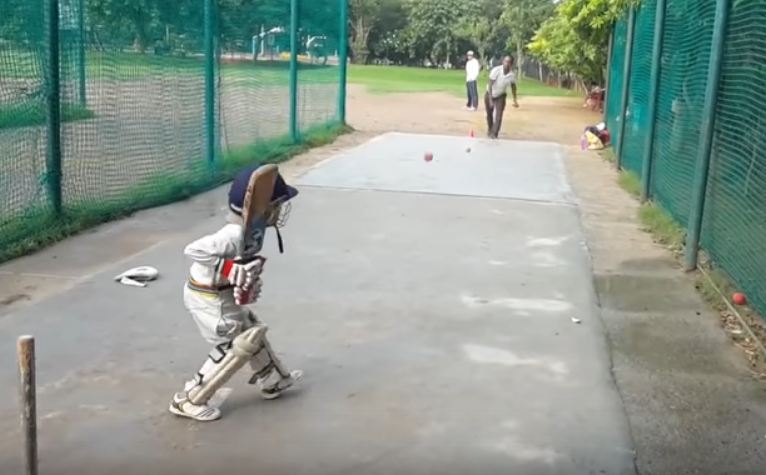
(17, 336, 38, 475)
(261, 25, 266, 56)
(204, 0, 216, 168)
(603, 26, 614, 123)
(616, 7, 636, 169)
(684, 0, 730, 271)
(338, 0, 349, 124)
(47, 0, 62, 215)
(289, 0, 300, 142)
(640, 0, 668, 202)
(77, 0, 86, 106)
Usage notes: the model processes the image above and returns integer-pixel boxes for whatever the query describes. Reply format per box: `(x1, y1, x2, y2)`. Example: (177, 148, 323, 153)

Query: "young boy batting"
(170, 164, 302, 421)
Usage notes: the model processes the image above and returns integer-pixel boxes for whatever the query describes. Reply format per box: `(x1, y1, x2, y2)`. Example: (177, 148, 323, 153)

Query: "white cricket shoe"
(169, 393, 222, 422)
(260, 370, 303, 400)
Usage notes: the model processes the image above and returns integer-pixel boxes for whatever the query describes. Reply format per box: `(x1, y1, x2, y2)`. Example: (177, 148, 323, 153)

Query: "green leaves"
(346, 0, 629, 77)
(501, 0, 555, 49)
(399, 0, 469, 64)
(527, 0, 631, 82)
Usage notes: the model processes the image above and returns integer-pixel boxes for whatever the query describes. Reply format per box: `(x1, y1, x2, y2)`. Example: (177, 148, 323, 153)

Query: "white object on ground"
(114, 266, 159, 287)
(119, 277, 147, 288)
(571, 317, 582, 324)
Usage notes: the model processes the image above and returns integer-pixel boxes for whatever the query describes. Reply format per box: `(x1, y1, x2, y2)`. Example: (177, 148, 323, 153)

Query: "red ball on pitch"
(732, 292, 747, 306)
(424, 152, 433, 162)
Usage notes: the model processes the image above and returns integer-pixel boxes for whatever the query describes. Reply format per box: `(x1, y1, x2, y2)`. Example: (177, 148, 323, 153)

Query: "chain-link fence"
(606, 0, 766, 318)
(520, 59, 583, 91)
(0, 0, 347, 261)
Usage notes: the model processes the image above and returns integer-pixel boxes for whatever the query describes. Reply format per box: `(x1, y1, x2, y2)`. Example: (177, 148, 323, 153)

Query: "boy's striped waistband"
(186, 278, 234, 295)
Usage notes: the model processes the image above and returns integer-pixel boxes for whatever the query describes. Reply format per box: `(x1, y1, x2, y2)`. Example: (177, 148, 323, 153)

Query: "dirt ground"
(348, 84, 591, 142)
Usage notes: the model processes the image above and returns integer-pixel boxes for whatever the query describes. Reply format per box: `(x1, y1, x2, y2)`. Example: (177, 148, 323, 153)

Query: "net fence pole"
(603, 26, 614, 123)
(684, 0, 730, 271)
(77, 0, 86, 106)
(17, 336, 38, 475)
(338, 0, 349, 124)
(289, 0, 299, 142)
(616, 6, 636, 169)
(640, 0, 668, 202)
(46, 0, 62, 215)
(204, 0, 217, 169)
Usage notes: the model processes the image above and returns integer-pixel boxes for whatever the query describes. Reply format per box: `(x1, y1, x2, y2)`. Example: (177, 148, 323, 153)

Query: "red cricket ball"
(424, 152, 433, 162)
(732, 292, 747, 306)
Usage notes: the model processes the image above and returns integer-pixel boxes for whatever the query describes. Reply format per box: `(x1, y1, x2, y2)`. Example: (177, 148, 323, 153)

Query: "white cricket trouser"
(181, 285, 289, 394)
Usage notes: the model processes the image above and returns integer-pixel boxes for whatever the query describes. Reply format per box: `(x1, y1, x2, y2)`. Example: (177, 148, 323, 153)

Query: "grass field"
(348, 64, 576, 97)
(3, 51, 571, 97)
(1, 51, 338, 83)
(0, 101, 94, 129)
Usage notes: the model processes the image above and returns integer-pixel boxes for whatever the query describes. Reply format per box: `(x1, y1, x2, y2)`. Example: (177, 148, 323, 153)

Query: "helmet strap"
(276, 227, 285, 254)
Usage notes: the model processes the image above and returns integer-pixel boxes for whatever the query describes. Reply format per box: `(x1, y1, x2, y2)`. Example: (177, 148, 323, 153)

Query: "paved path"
(0, 133, 635, 474)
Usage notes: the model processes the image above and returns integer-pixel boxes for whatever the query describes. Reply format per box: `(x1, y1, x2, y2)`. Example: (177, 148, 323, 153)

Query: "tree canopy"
(0, 0, 632, 84)
(351, 0, 631, 83)
(528, 0, 633, 83)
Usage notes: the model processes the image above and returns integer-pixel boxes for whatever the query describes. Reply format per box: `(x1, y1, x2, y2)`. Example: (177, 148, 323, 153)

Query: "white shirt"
(465, 58, 480, 82)
(185, 223, 245, 286)
(488, 65, 516, 98)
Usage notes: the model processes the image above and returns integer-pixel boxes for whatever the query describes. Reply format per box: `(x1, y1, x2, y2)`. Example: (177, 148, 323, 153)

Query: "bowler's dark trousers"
(485, 92, 507, 138)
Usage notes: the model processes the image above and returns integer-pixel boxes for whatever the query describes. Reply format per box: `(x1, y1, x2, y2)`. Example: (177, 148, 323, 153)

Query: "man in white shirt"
(464, 51, 481, 111)
(485, 55, 519, 138)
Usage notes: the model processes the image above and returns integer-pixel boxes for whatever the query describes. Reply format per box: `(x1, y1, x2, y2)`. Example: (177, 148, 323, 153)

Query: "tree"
(450, 0, 504, 64)
(453, 17, 493, 64)
(350, 0, 382, 63)
(87, 0, 162, 52)
(559, 0, 633, 48)
(367, 0, 409, 63)
(0, 0, 44, 42)
(400, 0, 469, 66)
(301, 0, 339, 38)
(500, 0, 555, 79)
(528, 0, 633, 84)
(529, 13, 600, 82)
(86, 0, 296, 55)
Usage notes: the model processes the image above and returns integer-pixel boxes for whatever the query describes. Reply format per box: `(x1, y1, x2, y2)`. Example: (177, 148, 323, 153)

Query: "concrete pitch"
(0, 134, 634, 474)
(299, 132, 576, 204)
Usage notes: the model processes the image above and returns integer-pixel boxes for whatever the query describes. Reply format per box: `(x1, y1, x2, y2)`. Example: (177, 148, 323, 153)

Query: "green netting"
(219, 2, 291, 149)
(607, 0, 766, 319)
(0, 0, 50, 222)
(606, 17, 628, 144)
(620, 0, 657, 175)
(60, 1, 207, 211)
(701, 0, 766, 316)
(0, 0, 346, 262)
(297, 1, 341, 133)
(650, 0, 716, 224)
